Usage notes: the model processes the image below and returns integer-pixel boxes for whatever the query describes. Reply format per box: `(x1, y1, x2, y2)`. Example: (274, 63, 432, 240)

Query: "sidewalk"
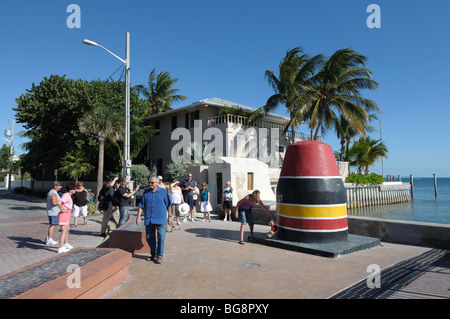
(1, 190, 449, 299)
(102, 214, 449, 299)
(0, 190, 107, 277)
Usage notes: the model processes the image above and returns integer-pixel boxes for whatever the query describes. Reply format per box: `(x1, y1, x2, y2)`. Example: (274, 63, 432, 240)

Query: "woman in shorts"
(57, 182, 77, 254)
(169, 180, 184, 226)
(200, 182, 212, 222)
(234, 190, 272, 245)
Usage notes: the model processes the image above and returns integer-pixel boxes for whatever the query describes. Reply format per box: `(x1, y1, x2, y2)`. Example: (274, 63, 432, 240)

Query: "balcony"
(207, 114, 320, 142)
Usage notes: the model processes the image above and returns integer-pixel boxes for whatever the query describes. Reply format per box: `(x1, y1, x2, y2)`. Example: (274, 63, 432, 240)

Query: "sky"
(0, 0, 449, 178)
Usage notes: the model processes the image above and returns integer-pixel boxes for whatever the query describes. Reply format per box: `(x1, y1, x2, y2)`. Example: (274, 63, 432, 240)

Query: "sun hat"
(178, 203, 190, 215)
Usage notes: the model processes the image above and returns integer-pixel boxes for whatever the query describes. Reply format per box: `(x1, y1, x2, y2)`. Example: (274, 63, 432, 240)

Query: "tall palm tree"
(308, 48, 380, 140)
(136, 68, 187, 117)
(59, 149, 94, 182)
(249, 47, 322, 142)
(79, 104, 123, 198)
(348, 136, 388, 174)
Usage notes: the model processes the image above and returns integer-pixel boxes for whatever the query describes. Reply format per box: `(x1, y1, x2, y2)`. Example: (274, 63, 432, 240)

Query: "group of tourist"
(44, 172, 273, 261)
(44, 177, 138, 254)
(136, 173, 273, 263)
(44, 181, 93, 254)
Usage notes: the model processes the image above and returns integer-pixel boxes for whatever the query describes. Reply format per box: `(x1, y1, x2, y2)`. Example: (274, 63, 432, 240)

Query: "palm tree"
(249, 47, 322, 142)
(348, 136, 388, 174)
(79, 104, 123, 198)
(59, 149, 94, 182)
(308, 48, 380, 140)
(333, 113, 378, 161)
(136, 68, 187, 117)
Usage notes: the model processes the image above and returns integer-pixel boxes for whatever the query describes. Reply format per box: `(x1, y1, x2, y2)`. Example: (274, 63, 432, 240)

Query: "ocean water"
(348, 177, 450, 225)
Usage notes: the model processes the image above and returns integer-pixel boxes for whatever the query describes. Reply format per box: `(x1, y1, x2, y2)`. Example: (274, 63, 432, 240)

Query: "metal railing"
(207, 114, 320, 142)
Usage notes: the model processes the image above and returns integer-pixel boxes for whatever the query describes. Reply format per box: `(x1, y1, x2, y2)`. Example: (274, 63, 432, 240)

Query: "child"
(57, 182, 77, 254)
(200, 182, 212, 222)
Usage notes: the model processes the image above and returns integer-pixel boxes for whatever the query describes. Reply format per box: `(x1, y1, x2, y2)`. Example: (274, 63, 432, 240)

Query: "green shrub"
(165, 162, 186, 182)
(345, 172, 384, 185)
(131, 164, 151, 187)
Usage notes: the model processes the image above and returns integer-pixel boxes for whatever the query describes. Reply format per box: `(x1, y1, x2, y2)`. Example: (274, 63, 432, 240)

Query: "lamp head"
(83, 39, 98, 46)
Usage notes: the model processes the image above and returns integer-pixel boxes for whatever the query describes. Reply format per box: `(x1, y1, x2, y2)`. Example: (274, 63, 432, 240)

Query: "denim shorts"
(48, 216, 59, 225)
(238, 207, 254, 226)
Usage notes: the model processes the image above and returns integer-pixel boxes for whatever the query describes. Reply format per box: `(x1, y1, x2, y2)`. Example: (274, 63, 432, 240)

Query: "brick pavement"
(0, 189, 107, 277)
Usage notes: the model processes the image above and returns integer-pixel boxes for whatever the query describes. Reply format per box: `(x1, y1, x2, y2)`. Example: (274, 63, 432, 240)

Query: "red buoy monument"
(248, 140, 380, 257)
(276, 140, 348, 243)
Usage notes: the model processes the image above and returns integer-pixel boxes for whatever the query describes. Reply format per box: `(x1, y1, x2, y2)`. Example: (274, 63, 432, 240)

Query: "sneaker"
(45, 238, 58, 246)
(57, 246, 70, 254)
(64, 243, 74, 250)
(183, 218, 187, 222)
(223, 217, 227, 221)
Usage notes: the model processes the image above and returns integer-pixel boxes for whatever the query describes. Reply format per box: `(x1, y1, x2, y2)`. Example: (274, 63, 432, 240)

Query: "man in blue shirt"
(137, 176, 172, 264)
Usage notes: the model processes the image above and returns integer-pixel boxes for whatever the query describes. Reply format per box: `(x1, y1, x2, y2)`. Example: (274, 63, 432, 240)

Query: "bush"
(165, 162, 186, 182)
(131, 164, 151, 187)
(345, 172, 384, 185)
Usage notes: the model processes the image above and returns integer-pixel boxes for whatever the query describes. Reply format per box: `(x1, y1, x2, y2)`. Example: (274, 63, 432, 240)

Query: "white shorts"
(200, 201, 213, 212)
(73, 205, 88, 217)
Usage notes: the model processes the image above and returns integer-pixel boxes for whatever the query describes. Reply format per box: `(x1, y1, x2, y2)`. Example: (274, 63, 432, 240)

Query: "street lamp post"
(1, 120, 14, 191)
(83, 33, 131, 179)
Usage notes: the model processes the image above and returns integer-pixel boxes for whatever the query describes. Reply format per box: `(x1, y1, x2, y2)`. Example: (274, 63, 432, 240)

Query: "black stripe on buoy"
(276, 177, 346, 205)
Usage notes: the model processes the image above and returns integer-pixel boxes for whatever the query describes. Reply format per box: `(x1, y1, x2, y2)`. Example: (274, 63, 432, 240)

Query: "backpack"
(112, 188, 121, 206)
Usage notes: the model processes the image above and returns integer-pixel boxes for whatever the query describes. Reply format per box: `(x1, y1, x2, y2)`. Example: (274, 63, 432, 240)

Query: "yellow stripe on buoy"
(277, 203, 347, 219)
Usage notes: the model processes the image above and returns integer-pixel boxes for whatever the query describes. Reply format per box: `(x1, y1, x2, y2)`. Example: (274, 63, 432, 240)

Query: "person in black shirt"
(73, 181, 89, 226)
(181, 173, 197, 222)
(117, 177, 139, 228)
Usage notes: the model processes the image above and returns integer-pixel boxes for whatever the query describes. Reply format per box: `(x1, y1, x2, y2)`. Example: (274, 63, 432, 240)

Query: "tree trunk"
(96, 137, 105, 199)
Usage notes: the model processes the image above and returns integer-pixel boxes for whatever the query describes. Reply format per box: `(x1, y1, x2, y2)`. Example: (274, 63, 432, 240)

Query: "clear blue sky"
(1, 0, 449, 177)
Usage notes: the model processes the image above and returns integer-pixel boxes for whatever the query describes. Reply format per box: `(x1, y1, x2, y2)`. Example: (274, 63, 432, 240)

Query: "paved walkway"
(0, 190, 107, 277)
(1, 189, 449, 299)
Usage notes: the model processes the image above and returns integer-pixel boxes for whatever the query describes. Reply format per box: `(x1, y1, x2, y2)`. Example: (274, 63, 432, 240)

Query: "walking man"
(136, 176, 172, 264)
(99, 176, 120, 237)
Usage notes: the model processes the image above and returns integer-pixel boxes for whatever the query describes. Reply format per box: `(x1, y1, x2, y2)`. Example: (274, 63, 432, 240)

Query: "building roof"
(143, 97, 290, 124)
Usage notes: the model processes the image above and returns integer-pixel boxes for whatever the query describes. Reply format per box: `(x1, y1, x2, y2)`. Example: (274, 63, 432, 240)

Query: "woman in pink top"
(57, 182, 77, 254)
(234, 190, 272, 245)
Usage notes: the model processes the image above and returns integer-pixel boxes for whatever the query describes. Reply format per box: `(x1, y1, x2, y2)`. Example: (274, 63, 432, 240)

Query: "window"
(247, 172, 254, 190)
(171, 115, 177, 131)
(185, 110, 200, 129)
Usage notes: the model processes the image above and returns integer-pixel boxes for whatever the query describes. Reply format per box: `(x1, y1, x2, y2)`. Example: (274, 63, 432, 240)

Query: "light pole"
(1, 120, 14, 191)
(83, 33, 131, 179)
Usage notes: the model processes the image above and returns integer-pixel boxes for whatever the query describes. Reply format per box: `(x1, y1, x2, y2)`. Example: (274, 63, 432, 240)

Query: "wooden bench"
(108, 214, 149, 254)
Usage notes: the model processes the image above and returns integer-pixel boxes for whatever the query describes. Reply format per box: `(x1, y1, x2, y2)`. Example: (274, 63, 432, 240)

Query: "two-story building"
(144, 97, 317, 176)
